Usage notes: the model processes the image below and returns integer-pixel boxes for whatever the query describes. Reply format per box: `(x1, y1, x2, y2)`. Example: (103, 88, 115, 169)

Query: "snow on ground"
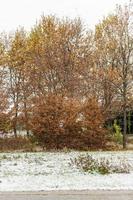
(0, 151, 133, 191)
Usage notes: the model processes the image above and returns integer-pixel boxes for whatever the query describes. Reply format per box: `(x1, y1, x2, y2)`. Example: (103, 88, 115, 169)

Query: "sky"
(0, 0, 128, 32)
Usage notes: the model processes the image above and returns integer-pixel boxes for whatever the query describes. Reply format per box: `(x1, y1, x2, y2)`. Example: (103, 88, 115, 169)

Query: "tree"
(7, 29, 27, 137)
(94, 2, 133, 148)
(26, 16, 85, 98)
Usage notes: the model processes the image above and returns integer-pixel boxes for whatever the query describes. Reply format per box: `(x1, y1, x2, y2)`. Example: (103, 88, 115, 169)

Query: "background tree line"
(0, 2, 133, 149)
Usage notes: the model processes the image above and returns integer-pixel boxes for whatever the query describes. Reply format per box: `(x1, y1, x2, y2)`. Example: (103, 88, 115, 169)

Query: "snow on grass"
(0, 151, 133, 191)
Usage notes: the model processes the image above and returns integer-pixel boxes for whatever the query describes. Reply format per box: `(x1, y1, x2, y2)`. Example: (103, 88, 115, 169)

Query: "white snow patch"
(0, 151, 133, 191)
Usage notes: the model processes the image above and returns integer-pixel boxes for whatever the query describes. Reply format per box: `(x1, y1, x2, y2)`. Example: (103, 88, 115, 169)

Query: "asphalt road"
(1, 191, 133, 200)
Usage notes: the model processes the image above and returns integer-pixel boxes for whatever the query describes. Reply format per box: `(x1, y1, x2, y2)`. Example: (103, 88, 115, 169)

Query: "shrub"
(30, 94, 81, 149)
(30, 95, 108, 150)
(79, 99, 108, 149)
(113, 120, 123, 144)
(0, 113, 11, 134)
(70, 154, 131, 174)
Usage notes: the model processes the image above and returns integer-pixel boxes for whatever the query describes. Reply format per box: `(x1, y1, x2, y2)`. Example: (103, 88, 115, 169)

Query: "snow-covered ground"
(0, 151, 133, 191)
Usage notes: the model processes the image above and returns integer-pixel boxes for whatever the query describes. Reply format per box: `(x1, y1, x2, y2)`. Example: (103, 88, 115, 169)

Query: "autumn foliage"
(30, 95, 107, 149)
(0, 2, 133, 150)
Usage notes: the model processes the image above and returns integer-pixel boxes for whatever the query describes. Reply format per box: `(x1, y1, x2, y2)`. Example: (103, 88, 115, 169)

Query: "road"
(1, 191, 133, 200)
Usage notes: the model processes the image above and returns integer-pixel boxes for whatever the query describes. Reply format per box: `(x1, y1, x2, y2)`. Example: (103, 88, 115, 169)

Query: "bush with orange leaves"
(0, 113, 11, 135)
(30, 95, 108, 150)
(80, 99, 108, 149)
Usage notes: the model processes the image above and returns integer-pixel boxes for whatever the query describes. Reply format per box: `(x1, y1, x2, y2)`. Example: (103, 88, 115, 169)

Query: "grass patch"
(70, 154, 131, 175)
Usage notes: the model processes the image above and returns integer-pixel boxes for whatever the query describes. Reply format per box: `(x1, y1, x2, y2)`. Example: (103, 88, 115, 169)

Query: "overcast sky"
(0, 0, 128, 32)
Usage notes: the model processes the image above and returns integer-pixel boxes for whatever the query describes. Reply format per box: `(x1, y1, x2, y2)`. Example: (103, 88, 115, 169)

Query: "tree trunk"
(13, 110, 18, 138)
(123, 81, 127, 149)
(26, 130, 30, 137)
(14, 127, 17, 138)
(123, 108, 127, 149)
(23, 100, 29, 137)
